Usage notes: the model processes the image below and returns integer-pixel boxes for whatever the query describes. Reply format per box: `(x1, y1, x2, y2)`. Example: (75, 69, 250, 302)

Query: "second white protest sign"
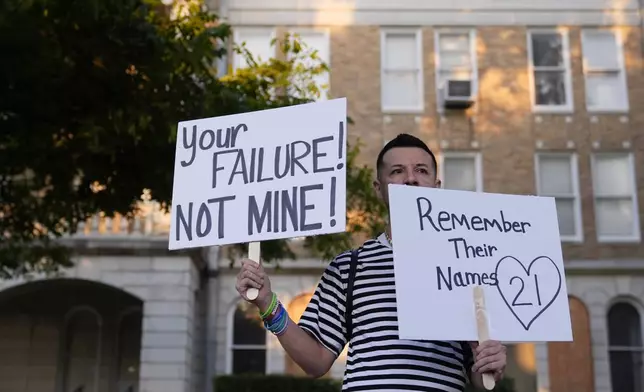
(169, 98, 347, 250)
(388, 184, 573, 342)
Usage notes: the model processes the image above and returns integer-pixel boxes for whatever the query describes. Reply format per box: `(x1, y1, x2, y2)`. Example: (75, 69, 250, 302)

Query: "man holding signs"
(236, 134, 507, 391)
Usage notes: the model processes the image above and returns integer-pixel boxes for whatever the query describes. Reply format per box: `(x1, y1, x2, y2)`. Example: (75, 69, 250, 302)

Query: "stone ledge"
(140, 363, 188, 379)
(143, 316, 193, 333)
(143, 332, 192, 348)
(141, 347, 190, 363)
(146, 301, 193, 317)
(228, 9, 641, 27)
(566, 259, 644, 275)
(140, 379, 186, 392)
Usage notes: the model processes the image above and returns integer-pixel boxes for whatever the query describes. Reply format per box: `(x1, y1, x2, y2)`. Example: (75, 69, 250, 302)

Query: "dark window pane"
(232, 349, 266, 374)
(534, 71, 567, 105)
(531, 33, 563, 67)
(117, 311, 142, 392)
(609, 351, 644, 392)
(554, 198, 576, 236)
(609, 303, 642, 347)
(233, 305, 266, 345)
(63, 310, 100, 392)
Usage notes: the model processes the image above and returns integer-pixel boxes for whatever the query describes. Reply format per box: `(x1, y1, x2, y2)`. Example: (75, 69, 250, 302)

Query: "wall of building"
(226, 22, 644, 260)
(0, 254, 199, 392)
(0, 281, 143, 392)
(563, 268, 644, 392)
(223, 0, 642, 26)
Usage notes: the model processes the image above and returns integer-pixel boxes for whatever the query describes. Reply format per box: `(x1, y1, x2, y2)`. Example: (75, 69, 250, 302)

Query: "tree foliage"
(0, 0, 386, 278)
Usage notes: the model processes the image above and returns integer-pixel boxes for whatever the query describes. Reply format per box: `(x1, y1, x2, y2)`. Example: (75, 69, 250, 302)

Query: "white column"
(205, 246, 221, 392)
(137, 257, 197, 392)
(584, 287, 611, 392)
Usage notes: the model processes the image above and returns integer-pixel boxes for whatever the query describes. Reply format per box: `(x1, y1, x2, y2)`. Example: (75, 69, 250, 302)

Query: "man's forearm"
(275, 317, 334, 377)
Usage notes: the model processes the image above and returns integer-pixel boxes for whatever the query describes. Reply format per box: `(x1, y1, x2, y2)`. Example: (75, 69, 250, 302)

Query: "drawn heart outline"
(494, 255, 562, 331)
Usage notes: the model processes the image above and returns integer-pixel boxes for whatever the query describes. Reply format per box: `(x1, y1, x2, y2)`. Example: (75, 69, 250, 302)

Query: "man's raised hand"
(235, 258, 273, 311)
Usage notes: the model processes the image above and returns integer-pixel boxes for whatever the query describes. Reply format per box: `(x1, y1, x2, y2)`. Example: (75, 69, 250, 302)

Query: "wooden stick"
(473, 286, 496, 391)
(246, 242, 261, 301)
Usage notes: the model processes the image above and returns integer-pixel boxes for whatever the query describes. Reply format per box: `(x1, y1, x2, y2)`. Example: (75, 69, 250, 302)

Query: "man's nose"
(404, 171, 419, 186)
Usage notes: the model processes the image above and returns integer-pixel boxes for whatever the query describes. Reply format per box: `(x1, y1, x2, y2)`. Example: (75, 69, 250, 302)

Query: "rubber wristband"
(270, 311, 288, 335)
(259, 293, 277, 320)
(267, 299, 281, 320)
(266, 305, 285, 331)
(275, 317, 290, 336)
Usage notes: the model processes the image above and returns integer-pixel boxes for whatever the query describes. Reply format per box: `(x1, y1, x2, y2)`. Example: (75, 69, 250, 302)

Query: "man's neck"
(384, 223, 392, 245)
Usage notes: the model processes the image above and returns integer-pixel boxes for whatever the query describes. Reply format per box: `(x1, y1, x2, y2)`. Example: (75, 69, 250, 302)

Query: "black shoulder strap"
(345, 248, 359, 342)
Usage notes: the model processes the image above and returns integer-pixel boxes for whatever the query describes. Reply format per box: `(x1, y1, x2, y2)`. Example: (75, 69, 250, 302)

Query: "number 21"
(510, 275, 542, 306)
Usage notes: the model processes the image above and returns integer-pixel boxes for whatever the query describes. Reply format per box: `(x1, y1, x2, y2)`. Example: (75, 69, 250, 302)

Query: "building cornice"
(226, 2, 641, 27)
(565, 259, 644, 275)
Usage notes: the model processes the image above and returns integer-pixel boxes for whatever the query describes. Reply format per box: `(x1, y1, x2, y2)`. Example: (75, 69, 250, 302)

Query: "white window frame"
(115, 307, 143, 390)
(287, 27, 331, 101)
(232, 27, 277, 71)
(534, 153, 583, 243)
(380, 28, 424, 113)
(438, 151, 483, 192)
(527, 29, 574, 113)
(225, 300, 268, 374)
(591, 152, 641, 243)
(606, 298, 644, 390)
(434, 28, 478, 111)
(581, 29, 629, 113)
(58, 306, 104, 392)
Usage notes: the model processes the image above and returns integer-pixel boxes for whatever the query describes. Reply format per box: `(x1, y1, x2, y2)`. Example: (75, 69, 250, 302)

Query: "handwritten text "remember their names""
(415, 196, 533, 291)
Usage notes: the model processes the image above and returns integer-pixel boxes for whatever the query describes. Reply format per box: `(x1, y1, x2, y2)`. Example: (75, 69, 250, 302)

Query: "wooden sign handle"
(246, 242, 261, 301)
(473, 286, 496, 391)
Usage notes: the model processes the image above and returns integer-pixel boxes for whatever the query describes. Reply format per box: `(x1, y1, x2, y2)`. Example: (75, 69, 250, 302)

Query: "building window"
(116, 309, 142, 392)
(581, 30, 629, 112)
(380, 29, 423, 113)
(591, 153, 640, 242)
(233, 27, 276, 70)
(434, 30, 477, 108)
(607, 302, 644, 392)
(527, 30, 573, 112)
(535, 154, 582, 241)
(62, 307, 103, 392)
(287, 29, 331, 100)
(228, 302, 266, 374)
(440, 153, 482, 192)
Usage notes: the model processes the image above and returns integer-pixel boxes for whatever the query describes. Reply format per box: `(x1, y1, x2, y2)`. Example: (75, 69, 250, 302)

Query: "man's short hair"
(376, 133, 437, 177)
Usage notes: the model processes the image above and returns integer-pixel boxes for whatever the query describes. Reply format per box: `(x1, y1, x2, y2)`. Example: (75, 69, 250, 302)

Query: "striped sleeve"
(298, 253, 349, 357)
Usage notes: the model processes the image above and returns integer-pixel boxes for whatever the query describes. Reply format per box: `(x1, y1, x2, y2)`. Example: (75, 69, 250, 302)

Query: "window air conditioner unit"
(442, 80, 475, 110)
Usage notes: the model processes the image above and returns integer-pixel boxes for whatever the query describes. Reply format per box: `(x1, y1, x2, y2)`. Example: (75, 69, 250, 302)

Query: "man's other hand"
(470, 340, 506, 381)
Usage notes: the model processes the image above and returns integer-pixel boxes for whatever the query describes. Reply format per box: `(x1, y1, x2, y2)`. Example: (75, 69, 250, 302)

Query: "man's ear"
(372, 179, 381, 193)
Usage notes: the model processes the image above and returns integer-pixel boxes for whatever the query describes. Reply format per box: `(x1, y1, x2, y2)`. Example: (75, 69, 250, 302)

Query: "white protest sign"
(388, 184, 573, 342)
(168, 98, 347, 250)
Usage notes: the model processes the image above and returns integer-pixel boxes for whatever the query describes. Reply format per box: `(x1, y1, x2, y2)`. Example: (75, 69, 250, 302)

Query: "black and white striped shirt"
(299, 234, 473, 392)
